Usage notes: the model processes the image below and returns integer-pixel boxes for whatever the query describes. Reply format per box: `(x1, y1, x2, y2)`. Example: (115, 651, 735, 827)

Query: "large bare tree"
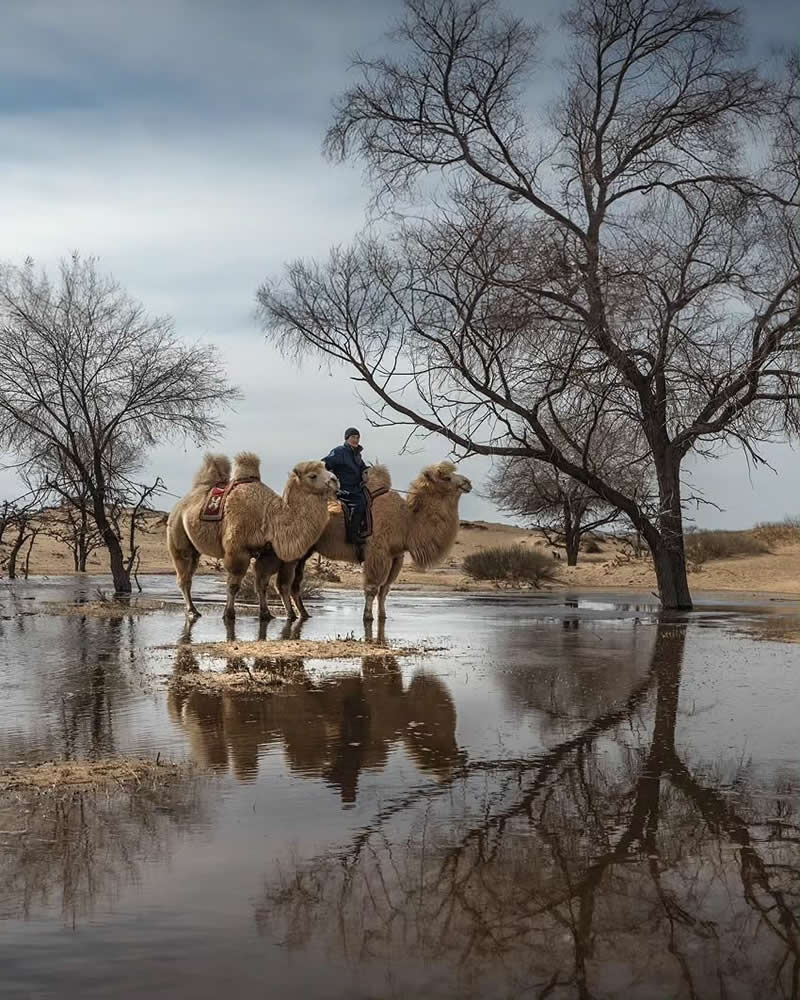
(0, 255, 237, 592)
(258, 0, 800, 609)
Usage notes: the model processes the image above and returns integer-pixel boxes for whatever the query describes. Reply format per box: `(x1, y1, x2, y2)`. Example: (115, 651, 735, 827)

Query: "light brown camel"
(166, 452, 338, 621)
(264, 461, 472, 622)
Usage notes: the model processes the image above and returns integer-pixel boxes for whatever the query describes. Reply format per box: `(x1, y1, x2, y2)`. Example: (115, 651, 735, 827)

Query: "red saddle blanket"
(199, 477, 258, 522)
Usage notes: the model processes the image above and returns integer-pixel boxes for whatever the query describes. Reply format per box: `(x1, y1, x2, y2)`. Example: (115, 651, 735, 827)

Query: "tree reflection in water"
(255, 623, 800, 999)
(0, 772, 208, 928)
(168, 620, 462, 795)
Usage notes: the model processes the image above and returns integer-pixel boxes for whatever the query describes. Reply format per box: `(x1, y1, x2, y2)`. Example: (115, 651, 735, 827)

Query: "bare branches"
(0, 255, 238, 592)
(260, 0, 800, 609)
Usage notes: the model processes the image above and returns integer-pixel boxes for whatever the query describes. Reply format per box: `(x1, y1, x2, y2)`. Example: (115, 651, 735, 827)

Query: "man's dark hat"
(344, 427, 360, 439)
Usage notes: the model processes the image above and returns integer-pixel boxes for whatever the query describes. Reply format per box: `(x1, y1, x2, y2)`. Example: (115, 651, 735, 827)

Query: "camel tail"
(232, 451, 261, 481)
(192, 453, 231, 488)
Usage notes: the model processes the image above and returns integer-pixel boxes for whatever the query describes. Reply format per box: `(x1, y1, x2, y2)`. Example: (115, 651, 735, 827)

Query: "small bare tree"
(1, 486, 48, 580)
(108, 475, 167, 590)
(0, 255, 237, 593)
(258, 0, 800, 610)
(487, 461, 617, 565)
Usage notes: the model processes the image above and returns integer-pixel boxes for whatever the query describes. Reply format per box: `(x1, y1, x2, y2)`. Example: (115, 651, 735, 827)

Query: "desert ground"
(4, 508, 799, 598)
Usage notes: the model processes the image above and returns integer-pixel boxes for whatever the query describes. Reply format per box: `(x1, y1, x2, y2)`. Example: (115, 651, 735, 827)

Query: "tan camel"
(266, 461, 472, 621)
(166, 452, 338, 620)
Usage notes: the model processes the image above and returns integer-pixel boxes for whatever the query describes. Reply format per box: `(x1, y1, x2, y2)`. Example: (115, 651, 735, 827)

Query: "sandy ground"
(4, 509, 799, 597)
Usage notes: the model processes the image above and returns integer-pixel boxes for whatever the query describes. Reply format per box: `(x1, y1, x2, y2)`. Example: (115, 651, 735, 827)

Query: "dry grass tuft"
(188, 638, 429, 661)
(752, 517, 800, 548)
(0, 758, 190, 794)
(684, 529, 770, 566)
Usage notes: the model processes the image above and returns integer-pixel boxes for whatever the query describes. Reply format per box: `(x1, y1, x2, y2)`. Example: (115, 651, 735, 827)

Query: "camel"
(264, 461, 472, 622)
(166, 451, 338, 621)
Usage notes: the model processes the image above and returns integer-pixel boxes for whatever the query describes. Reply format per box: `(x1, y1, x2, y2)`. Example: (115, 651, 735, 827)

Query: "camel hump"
(365, 464, 392, 491)
(192, 453, 231, 488)
(232, 451, 261, 481)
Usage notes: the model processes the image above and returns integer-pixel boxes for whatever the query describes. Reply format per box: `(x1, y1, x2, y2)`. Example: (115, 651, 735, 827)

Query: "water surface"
(1, 577, 798, 998)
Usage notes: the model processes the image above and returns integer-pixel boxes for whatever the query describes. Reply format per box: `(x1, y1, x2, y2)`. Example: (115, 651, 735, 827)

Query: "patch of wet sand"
(41, 599, 171, 617)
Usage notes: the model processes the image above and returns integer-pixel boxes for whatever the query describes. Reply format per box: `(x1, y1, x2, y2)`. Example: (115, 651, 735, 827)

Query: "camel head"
(418, 461, 472, 496)
(289, 460, 339, 497)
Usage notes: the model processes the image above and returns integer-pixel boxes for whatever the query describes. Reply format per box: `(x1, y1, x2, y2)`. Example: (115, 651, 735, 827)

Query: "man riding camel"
(323, 427, 369, 560)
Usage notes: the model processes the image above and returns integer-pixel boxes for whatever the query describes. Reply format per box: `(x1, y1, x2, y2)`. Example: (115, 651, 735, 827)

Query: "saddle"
(199, 476, 259, 522)
(337, 484, 390, 542)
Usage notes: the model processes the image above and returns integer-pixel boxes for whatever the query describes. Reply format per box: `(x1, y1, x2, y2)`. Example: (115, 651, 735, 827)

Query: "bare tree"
(0, 486, 48, 580)
(258, 0, 800, 609)
(487, 460, 621, 565)
(0, 255, 238, 593)
(108, 475, 167, 591)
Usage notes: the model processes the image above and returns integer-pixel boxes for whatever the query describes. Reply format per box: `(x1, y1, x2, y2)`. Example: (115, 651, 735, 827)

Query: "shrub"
(462, 545, 557, 586)
(684, 529, 769, 566)
(581, 538, 602, 554)
(753, 517, 800, 547)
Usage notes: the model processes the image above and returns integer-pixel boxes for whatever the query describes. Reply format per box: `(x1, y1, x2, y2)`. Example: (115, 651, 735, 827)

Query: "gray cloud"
(1, 0, 798, 529)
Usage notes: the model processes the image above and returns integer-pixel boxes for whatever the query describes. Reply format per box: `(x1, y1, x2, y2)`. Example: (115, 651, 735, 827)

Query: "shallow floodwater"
(1, 577, 799, 999)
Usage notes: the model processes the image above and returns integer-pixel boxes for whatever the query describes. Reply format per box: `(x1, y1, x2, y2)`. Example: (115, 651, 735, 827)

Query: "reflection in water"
(168, 622, 461, 797)
(0, 772, 208, 927)
(0, 612, 140, 766)
(257, 623, 800, 999)
(491, 615, 657, 729)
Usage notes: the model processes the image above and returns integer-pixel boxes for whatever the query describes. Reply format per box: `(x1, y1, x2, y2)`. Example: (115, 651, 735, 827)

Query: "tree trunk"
(565, 528, 580, 566)
(651, 460, 692, 610)
(23, 530, 39, 579)
(562, 501, 581, 566)
(77, 510, 90, 572)
(7, 525, 28, 580)
(92, 494, 131, 593)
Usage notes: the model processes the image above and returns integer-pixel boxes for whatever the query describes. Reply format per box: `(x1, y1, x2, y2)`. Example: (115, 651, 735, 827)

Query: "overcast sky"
(1, 0, 797, 529)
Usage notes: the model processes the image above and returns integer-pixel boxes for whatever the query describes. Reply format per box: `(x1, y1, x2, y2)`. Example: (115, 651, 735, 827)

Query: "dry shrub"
(685, 529, 770, 566)
(581, 538, 602, 554)
(753, 517, 800, 547)
(463, 546, 557, 586)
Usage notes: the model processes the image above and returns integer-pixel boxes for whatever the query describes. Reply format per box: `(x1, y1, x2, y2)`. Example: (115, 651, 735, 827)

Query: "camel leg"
(223, 552, 250, 620)
(288, 557, 312, 619)
(377, 554, 404, 621)
(167, 521, 201, 618)
(253, 550, 280, 621)
(277, 559, 299, 620)
(363, 549, 391, 622)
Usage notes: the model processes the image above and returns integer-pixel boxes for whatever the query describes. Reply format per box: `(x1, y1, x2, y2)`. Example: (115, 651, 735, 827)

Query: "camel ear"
(424, 468, 436, 481)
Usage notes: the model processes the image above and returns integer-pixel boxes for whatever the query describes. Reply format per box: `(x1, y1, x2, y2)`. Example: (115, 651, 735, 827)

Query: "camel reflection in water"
(168, 620, 462, 799)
